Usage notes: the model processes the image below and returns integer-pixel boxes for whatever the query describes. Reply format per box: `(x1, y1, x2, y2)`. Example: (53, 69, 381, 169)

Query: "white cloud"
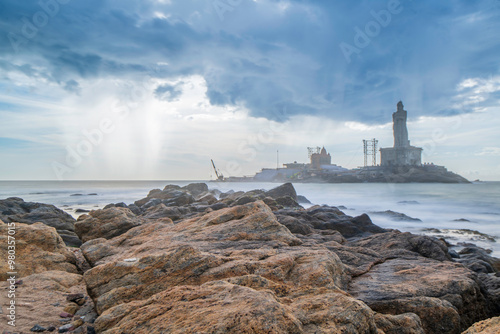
(457, 78, 479, 91)
(453, 76, 500, 109)
(476, 147, 500, 156)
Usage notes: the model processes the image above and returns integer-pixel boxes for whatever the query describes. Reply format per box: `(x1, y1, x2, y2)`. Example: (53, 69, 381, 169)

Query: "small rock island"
(229, 101, 469, 183)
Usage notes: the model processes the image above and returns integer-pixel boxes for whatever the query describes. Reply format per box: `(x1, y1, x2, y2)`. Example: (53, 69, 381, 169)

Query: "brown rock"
(274, 196, 302, 209)
(349, 257, 489, 333)
(350, 231, 452, 261)
(372, 297, 460, 334)
(81, 201, 301, 267)
(63, 303, 80, 315)
(95, 282, 383, 334)
(196, 193, 218, 205)
(0, 270, 89, 332)
(277, 206, 387, 239)
(83, 202, 360, 332)
(181, 182, 209, 196)
(0, 197, 81, 247)
(71, 318, 84, 328)
(374, 313, 425, 334)
(66, 293, 85, 302)
(76, 298, 86, 306)
(265, 183, 297, 200)
(95, 281, 303, 334)
(22, 270, 82, 291)
(0, 221, 78, 280)
(141, 204, 182, 221)
(134, 186, 196, 208)
(72, 196, 497, 333)
(462, 316, 500, 333)
(276, 215, 314, 235)
(67, 293, 86, 306)
(75, 207, 144, 243)
(323, 244, 383, 277)
(290, 288, 380, 333)
(84, 245, 347, 314)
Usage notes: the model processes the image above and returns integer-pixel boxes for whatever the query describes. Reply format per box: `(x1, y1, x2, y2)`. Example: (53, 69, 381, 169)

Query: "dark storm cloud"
(1, 0, 499, 123)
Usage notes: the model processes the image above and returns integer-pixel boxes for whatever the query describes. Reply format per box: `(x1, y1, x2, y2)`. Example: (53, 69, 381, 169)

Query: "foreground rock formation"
(0, 197, 81, 247)
(0, 220, 96, 332)
(0, 220, 78, 280)
(1, 183, 498, 333)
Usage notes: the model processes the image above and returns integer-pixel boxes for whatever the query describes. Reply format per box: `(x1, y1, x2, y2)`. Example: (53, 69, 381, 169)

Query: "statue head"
(397, 101, 404, 112)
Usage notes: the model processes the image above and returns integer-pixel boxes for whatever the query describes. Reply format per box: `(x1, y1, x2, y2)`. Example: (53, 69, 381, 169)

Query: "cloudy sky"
(1, 0, 499, 180)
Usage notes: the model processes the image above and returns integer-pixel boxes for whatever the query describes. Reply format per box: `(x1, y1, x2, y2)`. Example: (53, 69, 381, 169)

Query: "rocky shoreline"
(1, 183, 499, 333)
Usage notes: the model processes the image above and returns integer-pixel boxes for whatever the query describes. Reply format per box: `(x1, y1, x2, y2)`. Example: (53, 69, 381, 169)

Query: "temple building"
(380, 101, 422, 167)
(311, 147, 332, 169)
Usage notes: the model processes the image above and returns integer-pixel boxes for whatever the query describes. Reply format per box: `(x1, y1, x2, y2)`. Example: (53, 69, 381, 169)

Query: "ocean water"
(1, 180, 499, 256)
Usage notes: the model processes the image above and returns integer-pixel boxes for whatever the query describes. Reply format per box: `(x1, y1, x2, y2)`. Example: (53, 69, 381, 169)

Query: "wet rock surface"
(3, 182, 499, 333)
(456, 245, 500, 274)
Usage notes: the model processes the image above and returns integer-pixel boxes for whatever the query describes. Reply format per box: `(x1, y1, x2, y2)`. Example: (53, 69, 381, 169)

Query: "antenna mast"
(363, 139, 378, 167)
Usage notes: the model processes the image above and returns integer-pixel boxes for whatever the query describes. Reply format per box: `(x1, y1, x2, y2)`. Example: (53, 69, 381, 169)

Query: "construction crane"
(211, 159, 224, 181)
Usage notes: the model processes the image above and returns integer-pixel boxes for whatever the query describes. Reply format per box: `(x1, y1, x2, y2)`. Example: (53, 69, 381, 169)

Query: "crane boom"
(211, 159, 224, 181)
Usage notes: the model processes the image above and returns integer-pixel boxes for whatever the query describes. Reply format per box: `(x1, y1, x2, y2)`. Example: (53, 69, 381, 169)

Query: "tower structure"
(363, 138, 378, 167)
(380, 101, 422, 167)
(393, 101, 410, 147)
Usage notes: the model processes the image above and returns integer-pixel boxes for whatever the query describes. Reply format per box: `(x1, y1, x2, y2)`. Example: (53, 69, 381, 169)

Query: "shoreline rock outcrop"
(2, 182, 498, 333)
(0, 197, 81, 247)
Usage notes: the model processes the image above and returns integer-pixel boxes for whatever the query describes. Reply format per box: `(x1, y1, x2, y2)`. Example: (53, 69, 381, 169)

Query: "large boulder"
(81, 201, 301, 267)
(75, 207, 144, 243)
(265, 183, 297, 200)
(181, 183, 209, 197)
(275, 206, 387, 239)
(350, 231, 452, 261)
(141, 204, 184, 221)
(95, 281, 304, 334)
(276, 215, 315, 235)
(134, 183, 205, 208)
(315, 213, 387, 238)
(0, 197, 80, 247)
(0, 220, 78, 280)
(477, 273, 500, 316)
(196, 193, 218, 205)
(457, 245, 500, 274)
(349, 257, 490, 333)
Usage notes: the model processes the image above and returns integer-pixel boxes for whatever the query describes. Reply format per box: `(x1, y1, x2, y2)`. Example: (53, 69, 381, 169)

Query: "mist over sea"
(1, 180, 499, 256)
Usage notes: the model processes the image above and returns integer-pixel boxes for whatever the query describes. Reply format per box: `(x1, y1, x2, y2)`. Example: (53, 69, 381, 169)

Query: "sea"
(1, 180, 499, 257)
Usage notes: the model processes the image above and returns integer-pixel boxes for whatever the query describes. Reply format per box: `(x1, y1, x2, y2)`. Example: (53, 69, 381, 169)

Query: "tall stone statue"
(393, 101, 409, 147)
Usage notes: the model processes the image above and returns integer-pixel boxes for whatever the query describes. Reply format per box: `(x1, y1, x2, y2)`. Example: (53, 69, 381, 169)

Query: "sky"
(0, 0, 499, 180)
